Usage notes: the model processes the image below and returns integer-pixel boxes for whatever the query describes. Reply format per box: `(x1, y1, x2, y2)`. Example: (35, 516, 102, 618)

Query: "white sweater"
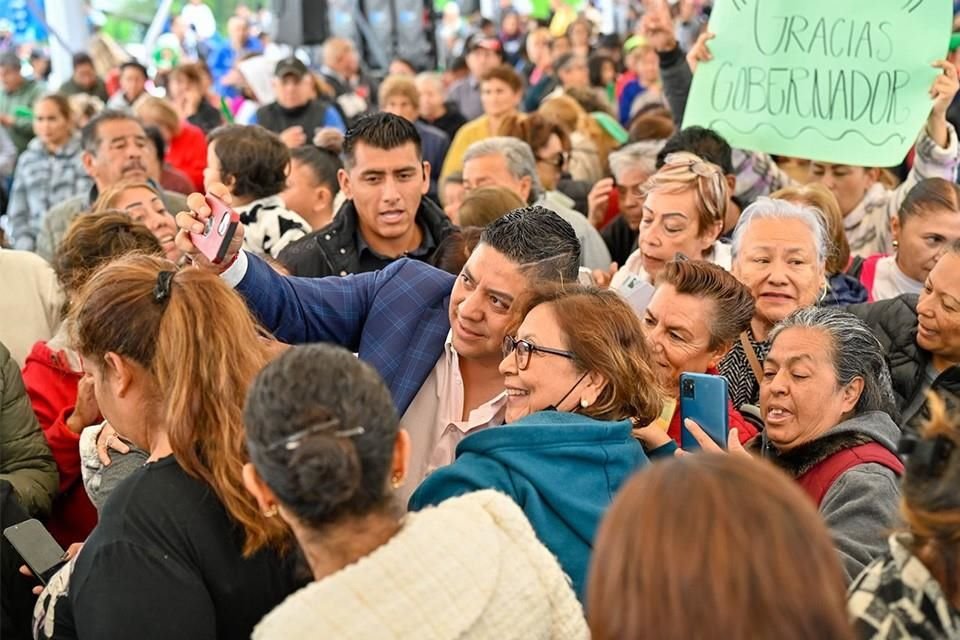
(253, 490, 589, 640)
(0, 248, 62, 366)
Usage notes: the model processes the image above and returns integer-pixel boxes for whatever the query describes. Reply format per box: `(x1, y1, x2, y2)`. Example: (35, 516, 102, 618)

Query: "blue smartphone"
(679, 373, 729, 451)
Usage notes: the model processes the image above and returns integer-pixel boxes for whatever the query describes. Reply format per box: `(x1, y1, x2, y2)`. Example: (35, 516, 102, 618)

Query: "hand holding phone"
(189, 194, 240, 264)
(679, 373, 730, 451)
(4, 519, 66, 586)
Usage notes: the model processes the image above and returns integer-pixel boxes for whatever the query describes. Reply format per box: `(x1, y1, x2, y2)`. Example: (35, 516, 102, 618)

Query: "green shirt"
(0, 78, 45, 154)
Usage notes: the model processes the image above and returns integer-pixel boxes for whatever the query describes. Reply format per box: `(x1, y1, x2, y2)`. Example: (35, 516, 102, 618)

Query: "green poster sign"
(682, 0, 952, 166)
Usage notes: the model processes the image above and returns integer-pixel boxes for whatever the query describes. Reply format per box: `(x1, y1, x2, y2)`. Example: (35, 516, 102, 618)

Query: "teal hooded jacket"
(408, 410, 649, 600)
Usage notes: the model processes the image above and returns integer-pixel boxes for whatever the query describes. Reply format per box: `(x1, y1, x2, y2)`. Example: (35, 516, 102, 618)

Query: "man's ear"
(338, 168, 352, 200)
(81, 150, 96, 180)
(420, 160, 431, 196)
(518, 175, 532, 202)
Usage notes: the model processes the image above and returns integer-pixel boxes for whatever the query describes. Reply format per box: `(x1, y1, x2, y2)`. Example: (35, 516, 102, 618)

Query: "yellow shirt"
(440, 115, 491, 184)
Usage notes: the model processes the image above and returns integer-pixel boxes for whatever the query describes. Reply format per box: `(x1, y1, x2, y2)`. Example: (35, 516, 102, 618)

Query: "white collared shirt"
(398, 330, 506, 503)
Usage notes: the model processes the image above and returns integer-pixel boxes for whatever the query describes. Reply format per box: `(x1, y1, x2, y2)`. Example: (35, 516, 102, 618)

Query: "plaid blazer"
(238, 252, 455, 414)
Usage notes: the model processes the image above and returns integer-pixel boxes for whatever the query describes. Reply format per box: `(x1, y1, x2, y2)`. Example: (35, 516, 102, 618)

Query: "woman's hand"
(927, 60, 959, 148)
(632, 423, 673, 450)
(685, 31, 715, 75)
(96, 422, 131, 466)
(678, 418, 750, 458)
(65, 375, 99, 434)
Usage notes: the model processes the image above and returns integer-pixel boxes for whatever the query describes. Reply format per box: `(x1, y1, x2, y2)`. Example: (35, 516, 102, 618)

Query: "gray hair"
(608, 140, 663, 182)
(463, 136, 543, 204)
(731, 197, 829, 265)
(769, 307, 898, 419)
(414, 71, 444, 92)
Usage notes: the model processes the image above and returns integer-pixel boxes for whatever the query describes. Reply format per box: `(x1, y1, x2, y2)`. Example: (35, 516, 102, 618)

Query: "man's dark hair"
(341, 112, 422, 170)
(72, 52, 94, 68)
(657, 126, 735, 176)
(244, 344, 400, 527)
(119, 60, 148, 78)
(80, 109, 144, 155)
(208, 124, 290, 200)
(291, 145, 341, 195)
(143, 125, 165, 162)
(479, 205, 581, 283)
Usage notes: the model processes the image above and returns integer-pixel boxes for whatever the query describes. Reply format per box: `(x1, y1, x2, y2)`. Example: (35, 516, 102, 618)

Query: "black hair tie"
(153, 271, 175, 304)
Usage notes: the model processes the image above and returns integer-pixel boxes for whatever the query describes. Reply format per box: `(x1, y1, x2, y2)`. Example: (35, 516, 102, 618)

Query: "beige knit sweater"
(253, 490, 589, 639)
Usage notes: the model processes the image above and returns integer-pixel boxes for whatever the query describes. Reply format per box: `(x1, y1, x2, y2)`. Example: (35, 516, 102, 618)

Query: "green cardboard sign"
(682, 0, 952, 166)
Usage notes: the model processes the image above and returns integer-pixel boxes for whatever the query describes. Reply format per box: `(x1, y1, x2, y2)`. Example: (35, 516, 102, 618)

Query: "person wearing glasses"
(35, 254, 300, 640)
(410, 285, 664, 601)
(609, 151, 729, 290)
(498, 113, 586, 219)
(242, 344, 588, 639)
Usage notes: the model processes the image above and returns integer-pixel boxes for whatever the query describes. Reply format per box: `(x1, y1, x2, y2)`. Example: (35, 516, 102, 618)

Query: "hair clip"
(153, 271, 175, 304)
(264, 418, 366, 453)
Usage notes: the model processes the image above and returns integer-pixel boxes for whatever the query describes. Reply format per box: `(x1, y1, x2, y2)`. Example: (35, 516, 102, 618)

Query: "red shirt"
(165, 120, 207, 191)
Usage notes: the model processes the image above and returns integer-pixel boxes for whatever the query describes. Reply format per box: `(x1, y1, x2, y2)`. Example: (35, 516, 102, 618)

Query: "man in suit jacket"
(176, 194, 580, 496)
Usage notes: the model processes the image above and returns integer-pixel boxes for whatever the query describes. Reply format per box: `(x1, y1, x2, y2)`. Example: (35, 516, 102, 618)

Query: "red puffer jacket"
(21, 340, 97, 547)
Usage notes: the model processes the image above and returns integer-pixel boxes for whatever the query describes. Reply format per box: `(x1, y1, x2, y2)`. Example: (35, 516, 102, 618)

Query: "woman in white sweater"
(241, 344, 588, 640)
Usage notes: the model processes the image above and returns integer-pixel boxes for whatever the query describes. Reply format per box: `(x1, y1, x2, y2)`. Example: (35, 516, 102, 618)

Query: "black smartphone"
(3, 519, 66, 585)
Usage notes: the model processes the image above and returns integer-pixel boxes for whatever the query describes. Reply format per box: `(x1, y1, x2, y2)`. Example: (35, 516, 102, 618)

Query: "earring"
(391, 473, 403, 489)
(580, 398, 591, 409)
(892, 240, 899, 250)
(263, 505, 279, 518)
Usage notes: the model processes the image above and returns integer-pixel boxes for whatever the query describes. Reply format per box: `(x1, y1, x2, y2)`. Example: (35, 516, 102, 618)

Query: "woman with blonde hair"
(411, 285, 663, 600)
(609, 151, 728, 288)
(538, 94, 605, 182)
(457, 186, 525, 228)
(93, 179, 181, 263)
(772, 183, 868, 306)
(36, 254, 299, 639)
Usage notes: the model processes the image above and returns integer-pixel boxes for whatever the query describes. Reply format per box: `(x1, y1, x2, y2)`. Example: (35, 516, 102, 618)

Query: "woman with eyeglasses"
(410, 286, 663, 601)
(609, 151, 729, 289)
(34, 254, 300, 640)
(498, 113, 587, 217)
(243, 344, 588, 639)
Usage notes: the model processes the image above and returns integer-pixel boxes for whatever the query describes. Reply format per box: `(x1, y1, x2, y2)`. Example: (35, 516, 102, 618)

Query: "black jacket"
(278, 197, 456, 278)
(848, 295, 960, 429)
(255, 99, 340, 138)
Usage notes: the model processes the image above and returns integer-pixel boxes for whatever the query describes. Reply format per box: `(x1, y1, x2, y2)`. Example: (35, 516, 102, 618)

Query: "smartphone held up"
(190, 194, 240, 264)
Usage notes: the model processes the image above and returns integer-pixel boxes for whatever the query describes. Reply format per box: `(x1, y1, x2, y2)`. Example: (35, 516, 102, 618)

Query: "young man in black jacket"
(278, 113, 456, 277)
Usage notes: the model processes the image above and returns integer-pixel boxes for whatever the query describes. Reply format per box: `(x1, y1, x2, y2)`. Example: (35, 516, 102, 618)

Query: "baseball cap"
(467, 35, 502, 54)
(274, 56, 309, 79)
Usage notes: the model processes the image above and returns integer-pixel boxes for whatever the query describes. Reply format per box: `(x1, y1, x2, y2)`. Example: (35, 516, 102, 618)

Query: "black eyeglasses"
(263, 418, 365, 453)
(537, 151, 568, 170)
(502, 335, 576, 371)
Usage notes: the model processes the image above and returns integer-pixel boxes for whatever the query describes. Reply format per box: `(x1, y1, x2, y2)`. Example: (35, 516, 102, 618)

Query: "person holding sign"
(648, 0, 960, 259)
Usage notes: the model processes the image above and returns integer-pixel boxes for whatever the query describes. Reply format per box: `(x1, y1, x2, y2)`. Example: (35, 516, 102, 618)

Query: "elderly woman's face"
(498, 302, 605, 423)
(642, 285, 728, 396)
(733, 218, 825, 333)
(916, 252, 960, 366)
(638, 189, 719, 282)
(760, 327, 862, 452)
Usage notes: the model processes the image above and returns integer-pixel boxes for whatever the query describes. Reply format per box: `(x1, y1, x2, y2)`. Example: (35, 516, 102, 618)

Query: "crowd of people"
(2, 0, 960, 638)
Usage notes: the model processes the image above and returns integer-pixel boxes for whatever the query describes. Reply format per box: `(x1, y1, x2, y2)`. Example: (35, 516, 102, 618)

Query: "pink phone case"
(190, 195, 240, 264)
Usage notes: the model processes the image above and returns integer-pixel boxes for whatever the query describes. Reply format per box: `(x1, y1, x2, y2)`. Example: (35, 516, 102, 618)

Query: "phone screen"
(3, 519, 66, 585)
